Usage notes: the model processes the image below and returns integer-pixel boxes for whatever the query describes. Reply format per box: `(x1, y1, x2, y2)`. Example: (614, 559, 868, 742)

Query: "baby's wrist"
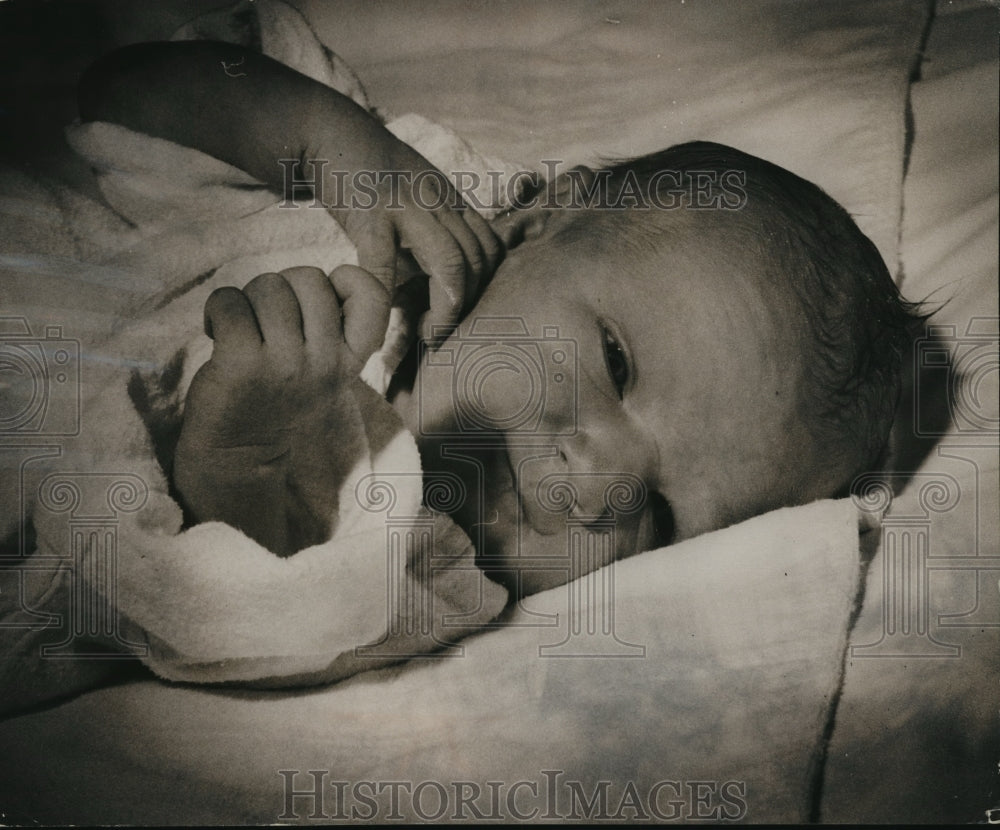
(313, 125, 430, 214)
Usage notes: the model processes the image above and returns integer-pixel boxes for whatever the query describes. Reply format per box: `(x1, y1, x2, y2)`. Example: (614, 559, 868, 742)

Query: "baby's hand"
(173, 265, 389, 556)
(329, 135, 502, 345)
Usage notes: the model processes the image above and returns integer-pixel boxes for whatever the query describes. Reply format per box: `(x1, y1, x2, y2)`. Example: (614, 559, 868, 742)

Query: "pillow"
(301, 0, 930, 274)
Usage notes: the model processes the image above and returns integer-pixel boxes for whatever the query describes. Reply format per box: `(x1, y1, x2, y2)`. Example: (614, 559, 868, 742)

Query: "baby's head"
(411, 141, 915, 596)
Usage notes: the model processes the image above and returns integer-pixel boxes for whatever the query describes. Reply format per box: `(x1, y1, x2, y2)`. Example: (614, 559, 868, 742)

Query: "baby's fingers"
(461, 205, 503, 283)
(278, 266, 345, 349)
(420, 277, 462, 346)
(242, 272, 305, 355)
(329, 264, 391, 364)
(399, 213, 468, 337)
(203, 286, 261, 362)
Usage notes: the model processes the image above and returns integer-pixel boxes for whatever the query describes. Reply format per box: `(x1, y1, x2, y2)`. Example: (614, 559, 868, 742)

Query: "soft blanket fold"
(0, 496, 873, 824)
(0, 0, 513, 712)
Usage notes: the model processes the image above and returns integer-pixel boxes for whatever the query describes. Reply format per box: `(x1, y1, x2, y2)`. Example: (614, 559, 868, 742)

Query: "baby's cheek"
(468, 349, 542, 430)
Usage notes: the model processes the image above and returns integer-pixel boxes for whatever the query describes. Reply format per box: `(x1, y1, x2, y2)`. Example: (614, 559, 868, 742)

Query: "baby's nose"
(529, 432, 650, 521)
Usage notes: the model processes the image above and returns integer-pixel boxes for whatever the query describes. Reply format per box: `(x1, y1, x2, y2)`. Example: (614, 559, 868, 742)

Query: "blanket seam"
(805, 526, 880, 822)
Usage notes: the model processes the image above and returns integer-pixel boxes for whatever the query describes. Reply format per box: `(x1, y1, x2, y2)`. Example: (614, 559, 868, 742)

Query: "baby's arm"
(173, 265, 388, 557)
(79, 41, 500, 338)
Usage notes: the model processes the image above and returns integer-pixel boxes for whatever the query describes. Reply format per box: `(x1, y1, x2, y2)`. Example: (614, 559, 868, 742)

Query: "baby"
(80, 41, 916, 601)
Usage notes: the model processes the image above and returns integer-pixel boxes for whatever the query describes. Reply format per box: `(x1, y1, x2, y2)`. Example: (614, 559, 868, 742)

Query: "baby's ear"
(489, 203, 549, 250)
(490, 165, 596, 251)
(553, 165, 598, 200)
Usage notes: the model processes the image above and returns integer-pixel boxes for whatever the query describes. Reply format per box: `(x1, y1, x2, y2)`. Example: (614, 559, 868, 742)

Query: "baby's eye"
(602, 327, 630, 398)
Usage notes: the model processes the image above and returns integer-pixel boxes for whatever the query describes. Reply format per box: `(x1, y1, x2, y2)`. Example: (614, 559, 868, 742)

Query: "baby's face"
(412, 207, 814, 596)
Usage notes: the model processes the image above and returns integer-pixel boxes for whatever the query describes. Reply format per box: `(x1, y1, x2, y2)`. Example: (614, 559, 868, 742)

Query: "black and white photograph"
(0, 0, 997, 823)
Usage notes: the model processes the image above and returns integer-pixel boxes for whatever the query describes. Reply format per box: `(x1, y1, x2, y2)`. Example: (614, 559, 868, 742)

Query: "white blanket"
(1, 0, 517, 708)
